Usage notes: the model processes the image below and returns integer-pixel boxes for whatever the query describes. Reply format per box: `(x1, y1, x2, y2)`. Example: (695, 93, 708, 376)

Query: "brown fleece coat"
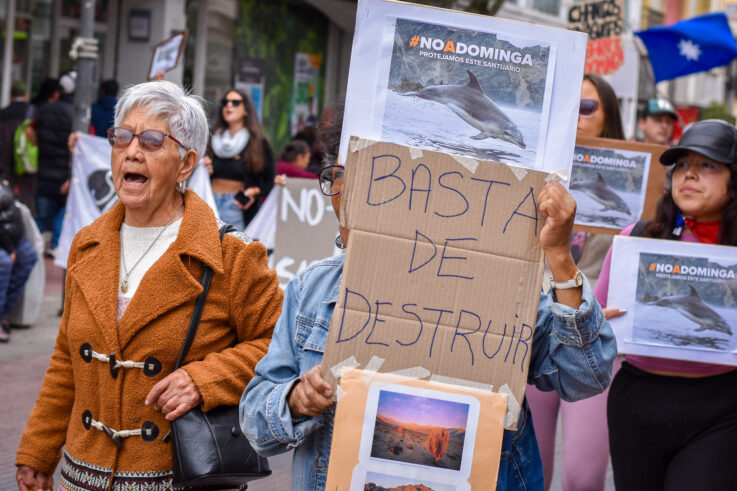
(16, 190, 282, 475)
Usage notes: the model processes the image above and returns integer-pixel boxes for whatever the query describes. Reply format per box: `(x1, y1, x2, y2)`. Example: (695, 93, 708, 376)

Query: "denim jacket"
(241, 254, 616, 491)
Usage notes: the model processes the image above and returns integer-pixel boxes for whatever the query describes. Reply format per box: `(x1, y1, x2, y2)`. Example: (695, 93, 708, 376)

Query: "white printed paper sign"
(341, 0, 586, 174)
(570, 144, 651, 230)
(608, 236, 737, 365)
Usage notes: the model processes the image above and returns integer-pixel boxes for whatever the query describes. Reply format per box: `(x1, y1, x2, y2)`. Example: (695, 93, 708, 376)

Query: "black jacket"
(35, 96, 73, 183)
(0, 101, 30, 183)
(0, 184, 24, 253)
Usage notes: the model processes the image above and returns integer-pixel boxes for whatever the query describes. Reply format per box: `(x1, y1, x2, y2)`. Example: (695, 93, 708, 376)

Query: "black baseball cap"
(660, 119, 737, 166)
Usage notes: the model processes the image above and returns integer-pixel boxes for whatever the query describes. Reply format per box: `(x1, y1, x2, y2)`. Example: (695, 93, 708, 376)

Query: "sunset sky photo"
(376, 390, 469, 429)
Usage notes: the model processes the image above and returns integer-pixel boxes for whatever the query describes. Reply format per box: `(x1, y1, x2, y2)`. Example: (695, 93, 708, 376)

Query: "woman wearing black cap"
(594, 119, 737, 490)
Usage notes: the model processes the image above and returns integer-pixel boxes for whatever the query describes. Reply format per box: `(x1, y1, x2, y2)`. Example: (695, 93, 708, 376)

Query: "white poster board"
(340, 0, 587, 174)
(570, 143, 651, 230)
(608, 236, 737, 365)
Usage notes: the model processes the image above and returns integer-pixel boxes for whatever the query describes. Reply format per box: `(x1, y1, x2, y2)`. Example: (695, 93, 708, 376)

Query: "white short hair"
(114, 81, 209, 159)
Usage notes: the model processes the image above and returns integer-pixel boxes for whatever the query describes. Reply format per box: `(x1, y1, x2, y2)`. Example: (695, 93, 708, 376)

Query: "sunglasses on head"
(579, 99, 599, 117)
(221, 98, 243, 107)
(107, 127, 188, 152)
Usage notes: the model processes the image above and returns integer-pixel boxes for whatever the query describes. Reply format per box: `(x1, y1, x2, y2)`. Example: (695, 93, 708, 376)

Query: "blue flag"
(636, 13, 737, 83)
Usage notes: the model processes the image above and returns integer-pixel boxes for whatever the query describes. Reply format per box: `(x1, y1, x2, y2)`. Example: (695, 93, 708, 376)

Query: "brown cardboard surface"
(325, 370, 507, 490)
(321, 138, 550, 424)
(273, 178, 337, 287)
(572, 136, 667, 235)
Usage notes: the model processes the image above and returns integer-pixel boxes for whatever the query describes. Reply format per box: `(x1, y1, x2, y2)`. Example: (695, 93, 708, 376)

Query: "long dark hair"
(212, 88, 266, 173)
(584, 74, 625, 140)
(644, 167, 737, 245)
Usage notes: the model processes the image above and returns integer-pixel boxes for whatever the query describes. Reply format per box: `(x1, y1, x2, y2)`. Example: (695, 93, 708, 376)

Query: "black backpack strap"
(174, 224, 234, 370)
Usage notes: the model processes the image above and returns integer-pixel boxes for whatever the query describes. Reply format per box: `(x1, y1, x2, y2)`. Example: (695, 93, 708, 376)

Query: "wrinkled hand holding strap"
(171, 224, 271, 490)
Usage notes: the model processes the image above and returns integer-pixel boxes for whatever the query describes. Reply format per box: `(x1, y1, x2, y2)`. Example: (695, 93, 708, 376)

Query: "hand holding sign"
(288, 365, 334, 417)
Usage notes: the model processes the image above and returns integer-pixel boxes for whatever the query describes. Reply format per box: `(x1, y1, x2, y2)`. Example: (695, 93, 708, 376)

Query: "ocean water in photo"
(571, 188, 642, 229)
(381, 89, 543, 168)
(632, 302, 736, 353)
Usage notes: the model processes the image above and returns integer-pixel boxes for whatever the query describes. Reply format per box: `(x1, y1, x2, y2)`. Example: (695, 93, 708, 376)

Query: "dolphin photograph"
(569, 145, 650, 229)
(403, 70, 526, 149)
(632, 253, 737, 353)
(380, 18, 554, 168)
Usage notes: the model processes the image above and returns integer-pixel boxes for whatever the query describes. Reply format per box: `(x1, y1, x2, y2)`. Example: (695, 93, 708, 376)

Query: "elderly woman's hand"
(145, 368, 202, 421)
(287, 365, 334, 418)
(16, 465, 53, 491)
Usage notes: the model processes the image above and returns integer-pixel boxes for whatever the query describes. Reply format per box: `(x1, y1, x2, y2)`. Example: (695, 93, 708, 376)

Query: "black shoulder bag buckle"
(170, 224, 271, 490)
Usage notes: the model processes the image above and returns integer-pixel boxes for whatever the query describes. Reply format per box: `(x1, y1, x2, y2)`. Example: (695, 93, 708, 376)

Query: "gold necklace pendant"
(121, 278, 128, 294)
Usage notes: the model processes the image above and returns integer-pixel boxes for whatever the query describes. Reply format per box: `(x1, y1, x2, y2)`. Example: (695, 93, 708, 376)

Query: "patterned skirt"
(59, 451, 173, 491)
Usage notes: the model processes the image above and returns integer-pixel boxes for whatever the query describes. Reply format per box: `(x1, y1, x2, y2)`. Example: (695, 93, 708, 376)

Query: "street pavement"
(1, 258, 612, 491)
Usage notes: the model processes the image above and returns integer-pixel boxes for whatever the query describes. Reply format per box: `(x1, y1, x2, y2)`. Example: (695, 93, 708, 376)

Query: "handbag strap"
(174, 224, 235, 370)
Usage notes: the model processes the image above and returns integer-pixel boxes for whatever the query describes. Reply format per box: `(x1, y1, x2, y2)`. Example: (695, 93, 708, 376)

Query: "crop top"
(211, 155, 246, 182)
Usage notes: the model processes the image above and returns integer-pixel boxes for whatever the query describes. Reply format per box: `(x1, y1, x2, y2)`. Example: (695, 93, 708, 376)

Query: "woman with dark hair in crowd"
(204, 89, 275, 229)
(526, 73, 626, 491)
(596, 119, 737, 490)
(275, 140, 317, 180)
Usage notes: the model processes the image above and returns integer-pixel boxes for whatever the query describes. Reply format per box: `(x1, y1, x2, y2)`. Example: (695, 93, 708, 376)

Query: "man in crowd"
(90, 79, 118, 137)
(0, 81, 30, 184)
(28, 72, 75, 257)
(637, 97, 678, 145)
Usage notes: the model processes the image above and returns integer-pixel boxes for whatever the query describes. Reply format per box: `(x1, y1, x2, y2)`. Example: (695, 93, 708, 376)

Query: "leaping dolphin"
(570, 172, 631, 215)
(640, 285, 732, 335)
(404, 70, 526, 149)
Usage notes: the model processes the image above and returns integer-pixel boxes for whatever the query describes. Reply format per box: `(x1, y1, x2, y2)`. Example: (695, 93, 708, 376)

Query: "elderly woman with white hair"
(14, 81, 282, 491)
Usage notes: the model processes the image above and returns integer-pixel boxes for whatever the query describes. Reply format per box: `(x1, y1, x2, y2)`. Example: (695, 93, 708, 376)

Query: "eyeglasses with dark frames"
(221, 98, 244, 107)
(107, 127, 189, 152)
(318, 165, 345, 196)
(579, 99, 599, 118)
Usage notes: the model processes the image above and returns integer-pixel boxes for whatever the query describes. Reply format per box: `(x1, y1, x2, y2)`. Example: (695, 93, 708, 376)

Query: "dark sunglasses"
(107, 127, 188, 152)
(318, 165, 345, 196)
(579, 99, 599, 117)
(221, 98, 243, 107)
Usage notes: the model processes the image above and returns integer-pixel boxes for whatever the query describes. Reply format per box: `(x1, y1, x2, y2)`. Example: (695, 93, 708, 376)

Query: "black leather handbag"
(170, 225, 271, 490)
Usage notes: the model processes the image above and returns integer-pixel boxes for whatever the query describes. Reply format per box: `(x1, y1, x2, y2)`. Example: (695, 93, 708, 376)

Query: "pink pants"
(526, 357, 621, 491)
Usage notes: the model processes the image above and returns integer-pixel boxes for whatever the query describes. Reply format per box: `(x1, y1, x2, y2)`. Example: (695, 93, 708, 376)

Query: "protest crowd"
(2, 1, 737, 491)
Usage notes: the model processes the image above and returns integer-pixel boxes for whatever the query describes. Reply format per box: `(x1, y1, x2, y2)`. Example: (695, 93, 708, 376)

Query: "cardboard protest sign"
(272, 177, 338, 287)
(321, 138, 550, 426)
(341, 0, 586, 174)
(608, 236, 737, 365)
(572, 136, 667, 235)
(147, 31, 187, 80)
(325, 370, 507, 490)
(567, 0, 625, 75)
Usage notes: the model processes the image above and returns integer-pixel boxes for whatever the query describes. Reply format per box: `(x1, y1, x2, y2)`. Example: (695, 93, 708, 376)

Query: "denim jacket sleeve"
(528, 276, 617, 402)
(240, 276, 323, 456)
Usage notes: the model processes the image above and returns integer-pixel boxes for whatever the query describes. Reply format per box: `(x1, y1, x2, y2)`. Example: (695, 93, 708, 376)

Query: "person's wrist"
(546, 249, 577, 281)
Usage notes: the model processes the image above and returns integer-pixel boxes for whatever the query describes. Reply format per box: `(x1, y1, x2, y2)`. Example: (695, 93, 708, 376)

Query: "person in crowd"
(525, 73, 626, 491)
(292, 125, 326, 175)
(0, 81, 30, 184)
(26, 78, 60, 120)
(275, 140, 317, 181)
(90, 79, 119, 137)
(596, 119, 737, 490)
(0, 182, 37, 343)
(241, 104, 617, 491)
(29, 72, 76, 257)
(15, 81, 282, 491)
(204, 89, 275, 230)
(637, 97, 678, 145)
